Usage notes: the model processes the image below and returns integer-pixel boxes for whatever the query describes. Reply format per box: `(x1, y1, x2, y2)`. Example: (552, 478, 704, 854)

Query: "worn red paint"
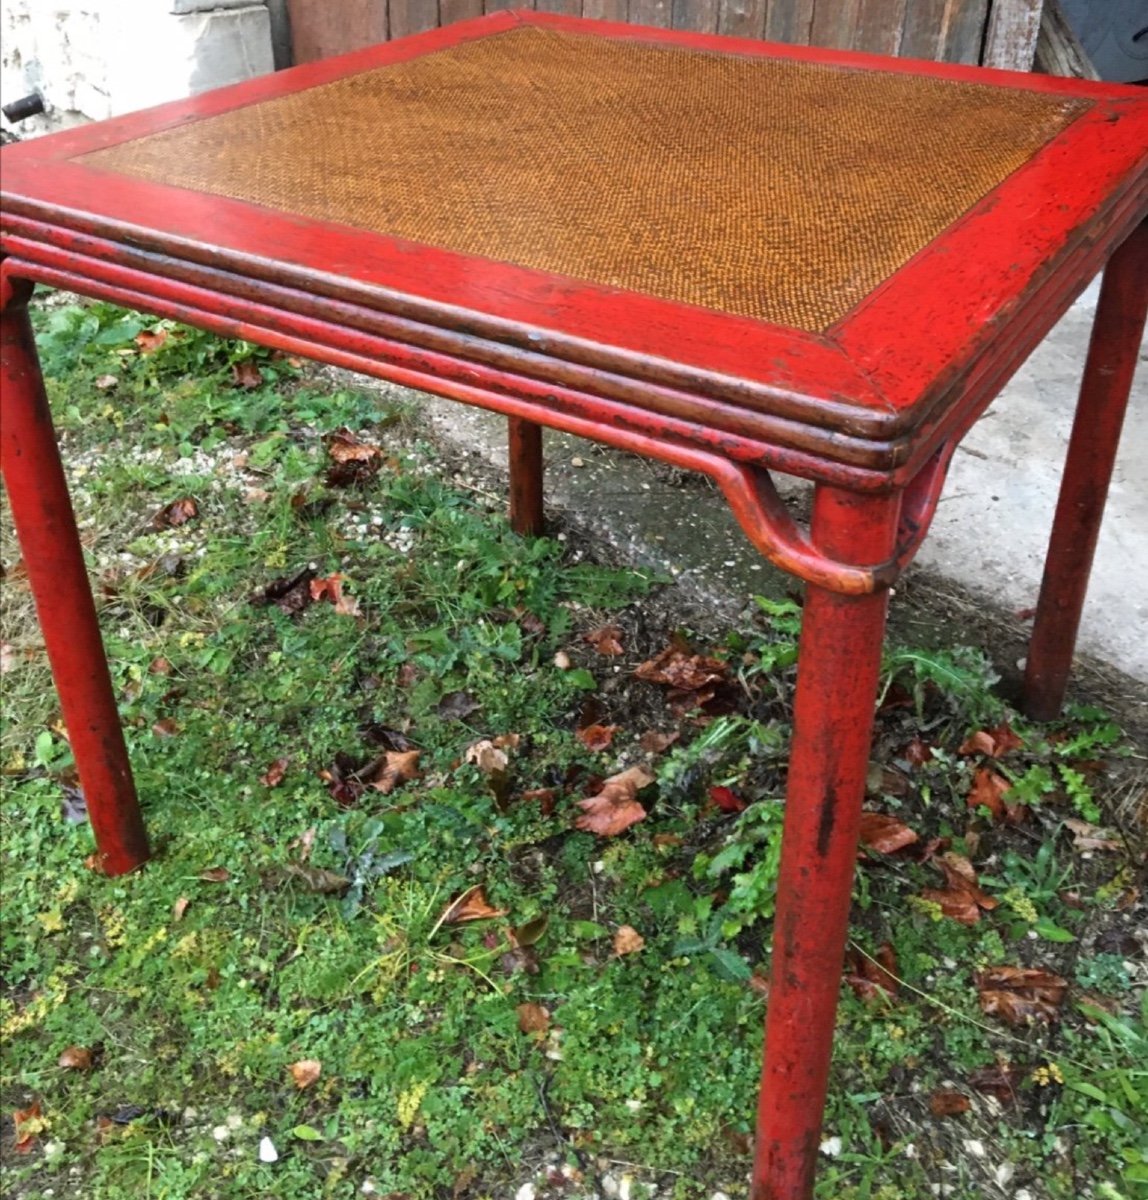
(0, 287, 149, 876)
(1024, 222, 1148, 721)
(1, 14, 1145, 1200)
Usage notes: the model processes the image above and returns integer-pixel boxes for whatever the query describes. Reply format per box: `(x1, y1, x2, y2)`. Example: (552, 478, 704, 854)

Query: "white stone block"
(170, 0, 267, 13)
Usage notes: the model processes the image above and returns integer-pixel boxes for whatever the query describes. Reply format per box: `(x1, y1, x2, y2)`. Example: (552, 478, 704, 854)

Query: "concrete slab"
(338, 287, 1147, 703)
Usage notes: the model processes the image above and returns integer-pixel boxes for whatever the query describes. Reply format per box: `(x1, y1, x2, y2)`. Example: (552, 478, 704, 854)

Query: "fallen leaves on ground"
(639, 729, 679, 755)
(465, 736, 518, 804)
(959, 723, 1024, 758)
(151, 718, 180, 739)
(584, 624, 624, 656)
(172, 896, 190, 922)
(634, 637, 734, 717)
(858, 811, 919, 855)
(325, 428, 383, 487)
(519, 787, 558, 816)
(966, 767, 1027, 825)
(231, 360, 263, 389)
(199, 866, 230, 883)
(516, 1002, 550, 1034)
(151, 497, 198, 530)
(259, 758, 289, 788)
(576, 723, 618, 752)
(12, 1100, 43, 1153)
(135, 328, 168, 353)
(436, 691, 479, 720)
(0, 641, 15, 674)
(438, 885, 507, 926)
(613, 925, 645, 956)
(919, 853, 998, 924)
(309, 573, 361, 617)
(289, 1060, 322, 1090)
(845, 943, 898, 1003)
(320, 749, 421, 807)
(866, 762, 912, 798)
(1063, 818, 1121, 852)
(928, 1089, 971, 1117)
(574, 766, 653, 836)
(276, 864, 351, 894)
(57, 1046, 94, 1071)
(251, 566, 317, 615)
(903, 737, 934, 767)
(975, 966, 1068, 1025)
(968, 1061, 1024, 1104)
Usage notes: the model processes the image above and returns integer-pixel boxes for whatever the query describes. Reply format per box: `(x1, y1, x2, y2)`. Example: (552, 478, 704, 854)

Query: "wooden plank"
(484, 0, 524, 13)
(853, 0, 907, 55)
(536, 0, 583, 13)
(584, 0, 628, 19)
(764, 0, 815, 45)
(629, 0, 672, 26)
(673, 0, 719, 31)
(286, 0, 388, 61)
(809, 0, 861, 50)
(389, 0, 439, 38)
(718, 0, 768, 38)
(899, 0, 948, 59)
(1034, 0, 1098, 79)
(441, 0, 485, 23)
(983, 0, 1045, 70)
(944, 0, 990, 63)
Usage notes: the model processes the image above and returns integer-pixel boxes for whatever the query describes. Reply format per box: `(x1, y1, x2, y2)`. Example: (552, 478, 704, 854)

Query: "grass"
(1, 299, 1146, 1199)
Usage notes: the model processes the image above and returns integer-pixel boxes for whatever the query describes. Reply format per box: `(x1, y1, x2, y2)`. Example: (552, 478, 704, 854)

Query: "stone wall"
(0, 0, 278, 138)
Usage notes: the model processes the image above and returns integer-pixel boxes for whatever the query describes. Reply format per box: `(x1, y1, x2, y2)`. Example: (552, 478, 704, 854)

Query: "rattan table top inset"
(82, 26, 1088, 333)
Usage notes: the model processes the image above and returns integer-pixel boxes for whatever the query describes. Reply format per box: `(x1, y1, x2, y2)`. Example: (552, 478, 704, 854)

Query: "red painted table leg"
(508, 415, 544, 536)
(1023, 222, 1148, 722)
(754, 486, 901, 1200)
(0, 286, 149, 875)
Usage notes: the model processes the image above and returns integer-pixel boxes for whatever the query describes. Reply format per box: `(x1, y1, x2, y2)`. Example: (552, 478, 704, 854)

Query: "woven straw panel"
(83, 26, 1088, 332)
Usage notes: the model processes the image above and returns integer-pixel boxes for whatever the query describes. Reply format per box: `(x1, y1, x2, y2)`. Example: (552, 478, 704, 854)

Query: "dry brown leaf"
(279, 864, 351, 894)
(858, 811, 919, 856)
(95, 373, 118, 390)
(613, 925, 645, 956)
(465, 740, 509, 776)
(172, 896, 190, 922)
(516, 1002, 551, 1034)
(576, 723, 618, 752)
(928, 1089, 971, 1117)
(639, 729, 679, 755)
(57, 1045, 93, 1071)
(151, 497, 198, 529)
(584, 625, 624, 657)
(439, 885, 508, 926)
(975, 966, 1068, 1026)
(289, 1059, 322, 1090)
(327, 428, 382, 464)
(635, 641, 728, 692)
(553, 651, 571, 670)
(959, 723, 1024, 758)
(574, 766, 653, 837)
(1063, 818, 1121, 852)
(151, 717, 180, 739)
(968, 1062, 1024, 1104)
(199, 866, 231, 883)
(845, 943, 898, 1003)
(13, 1099, 43, 1154)
(369, 750, 421, 796)
(260, 758, 289, 788)
(903, 737, 934, 767)
(0, 641, 15, 675)
(135, 328, 168, 353)
(309, 573, 361, 617)
(966, 767, 1019, 823)
(231, 360, 263, 389)
(919, 853, 998, 925)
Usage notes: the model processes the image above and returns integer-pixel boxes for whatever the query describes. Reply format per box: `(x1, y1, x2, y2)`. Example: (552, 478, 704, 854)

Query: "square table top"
(2, 10, 1146, 484)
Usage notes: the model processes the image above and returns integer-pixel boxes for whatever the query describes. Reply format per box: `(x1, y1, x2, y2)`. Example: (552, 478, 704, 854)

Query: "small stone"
(601, 1176, 620, 1199)
(212, 1125, 230, 1142)
(819, 1137, 843, 1157)
(258, 1136, 278, 1163)
(515, 1185, 536, 1200)
(571, 457, 585, 467)
(962, 1139, 986, 1158)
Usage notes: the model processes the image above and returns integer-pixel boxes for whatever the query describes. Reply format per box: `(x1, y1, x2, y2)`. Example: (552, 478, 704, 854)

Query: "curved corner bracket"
(710, 461, 880, 595)
(879, 442, 957, 584)
(0, 259, 35, 313)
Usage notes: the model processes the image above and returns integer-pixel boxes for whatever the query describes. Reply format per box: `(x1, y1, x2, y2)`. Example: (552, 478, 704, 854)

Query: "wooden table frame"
(2, 12, 1145, 1198)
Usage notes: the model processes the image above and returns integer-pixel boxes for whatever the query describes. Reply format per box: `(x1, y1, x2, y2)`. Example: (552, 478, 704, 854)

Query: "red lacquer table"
(2, 11, 1146, 1197)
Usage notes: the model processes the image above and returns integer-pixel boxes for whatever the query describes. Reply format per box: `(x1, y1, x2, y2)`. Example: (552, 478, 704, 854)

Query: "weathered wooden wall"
(286, 1, 1046, 69)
